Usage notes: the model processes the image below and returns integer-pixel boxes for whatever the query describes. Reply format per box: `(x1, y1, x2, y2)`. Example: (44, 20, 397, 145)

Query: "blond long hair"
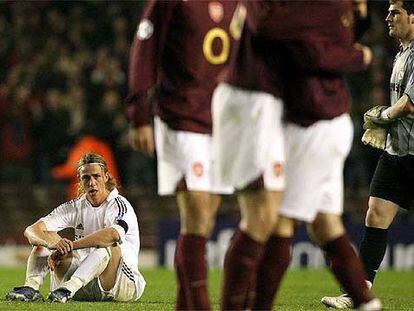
(76, 152, 118, 196)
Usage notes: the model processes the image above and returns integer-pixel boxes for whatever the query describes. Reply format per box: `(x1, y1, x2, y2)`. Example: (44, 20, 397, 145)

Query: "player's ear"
(410, 13, 414, 24)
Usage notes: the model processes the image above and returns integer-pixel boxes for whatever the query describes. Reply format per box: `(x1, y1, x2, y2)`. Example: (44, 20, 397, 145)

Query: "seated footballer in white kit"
(6, 152, 146, 303)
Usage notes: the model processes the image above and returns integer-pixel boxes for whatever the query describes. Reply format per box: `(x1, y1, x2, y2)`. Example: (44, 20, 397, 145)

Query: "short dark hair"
(390, 0, 414, 15)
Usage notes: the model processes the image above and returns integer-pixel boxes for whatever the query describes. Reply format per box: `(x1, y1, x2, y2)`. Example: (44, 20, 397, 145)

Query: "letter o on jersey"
(203, 27, 230, 65)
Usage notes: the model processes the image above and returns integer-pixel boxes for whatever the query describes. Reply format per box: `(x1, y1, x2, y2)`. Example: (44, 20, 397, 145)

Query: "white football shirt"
(40, 188, 141, 273)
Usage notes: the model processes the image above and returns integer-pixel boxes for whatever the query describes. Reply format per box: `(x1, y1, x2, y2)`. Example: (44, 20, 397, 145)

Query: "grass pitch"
(0, 267, 412, 310)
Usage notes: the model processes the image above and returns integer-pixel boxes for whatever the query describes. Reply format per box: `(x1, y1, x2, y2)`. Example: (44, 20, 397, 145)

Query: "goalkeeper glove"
(363, 105, 391, 126)
(361, 127, 387, 150)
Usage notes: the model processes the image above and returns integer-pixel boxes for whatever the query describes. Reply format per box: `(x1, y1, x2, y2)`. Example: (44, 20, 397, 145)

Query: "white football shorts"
(154, 116, 233, 195)
(212, 83, 285, 191)
(51, 249, 146, 302)
(279, 113, 353, 222)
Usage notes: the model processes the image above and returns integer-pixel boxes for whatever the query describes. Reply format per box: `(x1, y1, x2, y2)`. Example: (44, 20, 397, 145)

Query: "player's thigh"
(272, 215, 297, 238)
(154, 116, 232, 195)
(212, 83, 285, 191)
(99, 246, 122, 291)
(280, 114, 353, 223)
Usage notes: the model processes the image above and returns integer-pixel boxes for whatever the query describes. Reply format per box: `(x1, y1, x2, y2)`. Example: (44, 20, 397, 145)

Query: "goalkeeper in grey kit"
(322, 0, 414, 308)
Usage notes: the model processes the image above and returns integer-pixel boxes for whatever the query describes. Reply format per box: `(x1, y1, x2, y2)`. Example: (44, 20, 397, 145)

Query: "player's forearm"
(72, 227, 120, 249)
(24, 222, 61, 248)
(387, 94, 414, 119)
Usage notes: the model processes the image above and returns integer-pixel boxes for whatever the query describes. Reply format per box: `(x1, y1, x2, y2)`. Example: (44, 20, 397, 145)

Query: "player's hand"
(363, 105, 392, 126)
(129, 125, 155, 157)
(49, 238, 73, 255)
(354, 43, 372, 67)
(361, 127, 387, 150)
(353, 0, 367, 18)
(47, 250, 63, 271)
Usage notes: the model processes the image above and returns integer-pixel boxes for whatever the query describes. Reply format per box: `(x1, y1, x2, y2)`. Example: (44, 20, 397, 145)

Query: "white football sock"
(62, 248, 111, 295)
(357, 298, 382, 311)
(24, 246, 50, 290)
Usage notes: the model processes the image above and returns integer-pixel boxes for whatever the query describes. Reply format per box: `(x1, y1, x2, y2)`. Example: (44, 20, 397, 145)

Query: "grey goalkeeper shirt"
(387, 40, 414, 156)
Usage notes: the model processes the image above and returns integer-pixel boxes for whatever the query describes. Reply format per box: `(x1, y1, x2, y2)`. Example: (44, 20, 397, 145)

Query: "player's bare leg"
(6, 246, 50, 301)
(221, 189, 282, 310)
(310, 213, 381, 310)
(253, 216, 296, 310)
(98, 246, 122, 290)
(175, 190, 220, 310)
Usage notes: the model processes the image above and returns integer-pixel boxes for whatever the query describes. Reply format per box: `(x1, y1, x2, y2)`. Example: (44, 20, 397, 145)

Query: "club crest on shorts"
(209, 2, 224, 23)
(273, 162, 283, 177)
(193, 162, 204, 177)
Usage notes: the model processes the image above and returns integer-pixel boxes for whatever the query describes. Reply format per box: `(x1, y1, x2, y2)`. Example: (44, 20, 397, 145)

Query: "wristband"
(380, 108, 390, 120)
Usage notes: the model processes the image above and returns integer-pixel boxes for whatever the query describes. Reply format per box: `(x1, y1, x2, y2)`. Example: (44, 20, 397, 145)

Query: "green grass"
(0, 267, 412, 310)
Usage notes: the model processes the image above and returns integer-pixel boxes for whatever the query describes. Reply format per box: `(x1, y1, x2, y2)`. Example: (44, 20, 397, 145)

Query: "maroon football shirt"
(267, 1, 366, 126)
(127, 0, 237, 134)
(223, 0, 366, 126)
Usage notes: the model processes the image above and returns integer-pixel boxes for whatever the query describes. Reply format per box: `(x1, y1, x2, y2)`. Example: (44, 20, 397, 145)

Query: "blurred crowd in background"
(0, 2, 404, 202)
(0, 2, 156, 190)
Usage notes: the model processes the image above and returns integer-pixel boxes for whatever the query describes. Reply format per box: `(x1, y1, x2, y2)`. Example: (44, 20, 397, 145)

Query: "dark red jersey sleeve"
(126, 1, 175, 128)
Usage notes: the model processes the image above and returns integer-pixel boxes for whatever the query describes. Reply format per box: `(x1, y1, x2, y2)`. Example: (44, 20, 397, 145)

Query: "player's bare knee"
(107, 245, 122, 264)
(243, 213, 278, 242)
(366, 197, 399, 228)
(183, 218, 214, 236)
(272, 216, 295, 237)
(309, 213, 344, 245)
(365, 205, 389, 228)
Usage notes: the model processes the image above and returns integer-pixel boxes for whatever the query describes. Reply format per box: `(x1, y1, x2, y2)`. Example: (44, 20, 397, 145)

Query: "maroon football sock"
(253, 236, 292, 310)
(176, 234, 210, 310)
(221, 229, 265, 310)
(174, 235, 188, 310)
(323, 235, 375, 307)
